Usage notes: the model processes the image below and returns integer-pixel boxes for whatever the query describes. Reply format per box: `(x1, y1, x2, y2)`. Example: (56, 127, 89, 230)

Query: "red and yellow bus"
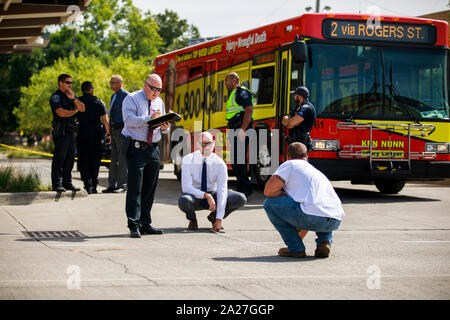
(155, 13, 450, 194)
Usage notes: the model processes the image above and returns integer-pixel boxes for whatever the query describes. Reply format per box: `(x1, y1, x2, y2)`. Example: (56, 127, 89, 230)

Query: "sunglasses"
(145, 82, 162, 92)
(64, 81, 73, 85)
(200, 142, 213, 147)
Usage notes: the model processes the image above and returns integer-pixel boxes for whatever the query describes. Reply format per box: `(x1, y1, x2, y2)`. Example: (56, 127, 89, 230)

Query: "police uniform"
(288, 100, 316, 150)
(226, 86, 254, 197)
(76, 93, 107, 193)
(50, 89, 79, 191)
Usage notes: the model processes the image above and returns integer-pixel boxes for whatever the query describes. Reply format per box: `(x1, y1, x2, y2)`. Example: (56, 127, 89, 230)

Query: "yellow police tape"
(0, 143, 111, 163)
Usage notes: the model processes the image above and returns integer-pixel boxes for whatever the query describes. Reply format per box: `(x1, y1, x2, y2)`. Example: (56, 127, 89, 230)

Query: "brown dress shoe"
(278, 247, 306, 258)
(314, 241, 331, 258)
(188, 219, 198, 230)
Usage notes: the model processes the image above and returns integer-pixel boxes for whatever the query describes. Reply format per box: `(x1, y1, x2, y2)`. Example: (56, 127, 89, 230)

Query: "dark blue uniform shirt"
(50, 89, 77, 124)
(76, 94, 107, 130)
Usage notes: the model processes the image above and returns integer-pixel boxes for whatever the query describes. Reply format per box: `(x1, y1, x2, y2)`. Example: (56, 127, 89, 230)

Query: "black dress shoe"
(139, 226, 163, 235)
(130, 230, 141, 238)
(52, 185, 65, 192)
(63, 184, 81, 192)
(86, 187, 98, 194)
(102, 186, 118, 193)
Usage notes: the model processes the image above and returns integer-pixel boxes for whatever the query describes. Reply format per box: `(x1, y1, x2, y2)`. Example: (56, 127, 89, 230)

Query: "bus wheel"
(374, 179, 406, 194)
(251, 143, 272, 190)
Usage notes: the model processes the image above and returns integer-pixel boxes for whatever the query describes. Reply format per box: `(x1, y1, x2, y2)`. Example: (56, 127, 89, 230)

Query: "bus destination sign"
(322, 19, 437, 44)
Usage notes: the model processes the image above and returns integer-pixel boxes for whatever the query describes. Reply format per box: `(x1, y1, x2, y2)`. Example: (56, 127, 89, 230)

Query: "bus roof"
(155, 13, 449, 69)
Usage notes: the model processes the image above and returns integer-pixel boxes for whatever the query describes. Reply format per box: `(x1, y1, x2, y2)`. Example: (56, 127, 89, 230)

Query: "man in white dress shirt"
(178, 131, 247, 232)
(121, 73, 170, 238)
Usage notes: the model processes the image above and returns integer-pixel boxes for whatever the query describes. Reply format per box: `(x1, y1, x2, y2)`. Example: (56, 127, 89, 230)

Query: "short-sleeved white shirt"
(274, 159, 345, 221)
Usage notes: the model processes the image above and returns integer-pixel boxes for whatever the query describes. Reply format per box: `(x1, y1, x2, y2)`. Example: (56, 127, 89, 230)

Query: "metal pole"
(316, 0, 320, 13)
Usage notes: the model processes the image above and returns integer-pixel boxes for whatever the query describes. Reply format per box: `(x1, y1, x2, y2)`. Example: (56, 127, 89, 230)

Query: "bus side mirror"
(292, 40, 307, 63)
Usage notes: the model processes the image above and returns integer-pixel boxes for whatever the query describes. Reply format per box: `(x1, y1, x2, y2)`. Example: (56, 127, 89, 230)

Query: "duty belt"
(132, 140, 158, 150)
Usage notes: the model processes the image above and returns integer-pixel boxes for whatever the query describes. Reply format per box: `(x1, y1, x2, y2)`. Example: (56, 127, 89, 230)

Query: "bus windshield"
(305, 43, 449, 120)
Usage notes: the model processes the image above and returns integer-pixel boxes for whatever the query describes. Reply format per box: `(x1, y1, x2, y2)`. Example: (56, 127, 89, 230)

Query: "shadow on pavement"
(213, 255, 321, 263)
(335, 188, 441, 204)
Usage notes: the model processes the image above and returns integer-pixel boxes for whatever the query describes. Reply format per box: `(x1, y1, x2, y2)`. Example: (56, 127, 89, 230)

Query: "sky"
(133, 0, 449, 38)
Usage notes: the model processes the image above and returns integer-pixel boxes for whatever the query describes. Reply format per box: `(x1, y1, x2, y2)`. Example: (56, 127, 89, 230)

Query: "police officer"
(225, 72, 254, 197)
(50, 74, 85, 192)
(282, 86, 316, 151)
(76, 81, 110, 194)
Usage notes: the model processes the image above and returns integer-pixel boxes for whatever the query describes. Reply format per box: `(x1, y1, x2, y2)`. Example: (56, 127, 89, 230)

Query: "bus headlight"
(312, 139, 339, 151)
(425, 143, 450, 154)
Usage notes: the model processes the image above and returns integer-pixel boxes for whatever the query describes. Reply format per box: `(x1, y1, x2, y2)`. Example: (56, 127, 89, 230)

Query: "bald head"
(147, 73, 162, 85)
(225, 72, 240, 91)
(144, 73, 163, 100)
(196, 131, 215, 156)
(287, 142, 308, 160)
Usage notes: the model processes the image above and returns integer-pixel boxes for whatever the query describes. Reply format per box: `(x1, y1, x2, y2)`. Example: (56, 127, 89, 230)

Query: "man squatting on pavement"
(263, 142, 345, 258)
(178, 131, 247, 232)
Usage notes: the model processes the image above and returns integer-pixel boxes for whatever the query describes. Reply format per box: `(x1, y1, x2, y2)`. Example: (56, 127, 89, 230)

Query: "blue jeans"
(263, 196, 341, 253)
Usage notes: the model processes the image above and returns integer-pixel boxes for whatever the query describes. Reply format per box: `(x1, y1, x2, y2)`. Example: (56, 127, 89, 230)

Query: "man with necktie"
(121, 74, 170, 238)
(103, 75, 129, 193)
(178, 131, 247, 232)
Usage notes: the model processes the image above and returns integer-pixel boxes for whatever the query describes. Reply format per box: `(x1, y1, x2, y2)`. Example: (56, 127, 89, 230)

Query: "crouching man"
(263, 142, 345, 258)
(178, 131, 247, 232)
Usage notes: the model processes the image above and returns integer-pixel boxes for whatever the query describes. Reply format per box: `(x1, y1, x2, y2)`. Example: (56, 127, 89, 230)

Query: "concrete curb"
(0, 189, 88, 206)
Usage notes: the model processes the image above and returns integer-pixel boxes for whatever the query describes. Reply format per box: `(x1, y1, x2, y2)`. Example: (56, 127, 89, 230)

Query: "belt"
(132, 140, 158, 150)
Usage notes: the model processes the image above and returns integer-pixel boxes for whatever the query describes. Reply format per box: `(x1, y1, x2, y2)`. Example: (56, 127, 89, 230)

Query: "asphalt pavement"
(0, 158, 449, 300)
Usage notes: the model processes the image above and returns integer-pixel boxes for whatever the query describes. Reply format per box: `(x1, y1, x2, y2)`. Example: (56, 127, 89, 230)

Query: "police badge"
(52, 94, 60, 103)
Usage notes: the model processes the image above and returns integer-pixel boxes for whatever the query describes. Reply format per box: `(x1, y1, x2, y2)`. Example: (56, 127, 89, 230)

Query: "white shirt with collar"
(181, 150, 228, 219)
(121, 89, 169, 143)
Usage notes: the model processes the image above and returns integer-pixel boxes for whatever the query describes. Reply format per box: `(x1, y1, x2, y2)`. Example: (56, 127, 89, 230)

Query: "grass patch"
(0, 164, 51, 192)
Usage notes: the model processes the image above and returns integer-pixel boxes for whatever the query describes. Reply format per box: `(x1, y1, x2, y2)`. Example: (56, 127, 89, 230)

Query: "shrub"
(0, 164, 51, 192)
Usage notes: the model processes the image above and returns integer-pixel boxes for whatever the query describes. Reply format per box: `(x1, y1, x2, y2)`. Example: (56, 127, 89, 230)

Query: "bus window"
(289, 61, 304, 112)
(251, 66, 275, 105)
(189, 65, 203, 80)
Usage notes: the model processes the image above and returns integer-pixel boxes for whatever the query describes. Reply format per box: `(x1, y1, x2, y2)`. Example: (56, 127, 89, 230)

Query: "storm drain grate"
(22, 230, 87, 239)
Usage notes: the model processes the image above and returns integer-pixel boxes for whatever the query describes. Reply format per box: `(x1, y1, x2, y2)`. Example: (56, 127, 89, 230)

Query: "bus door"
(277, 48, 292, 161)
(203, 59, 216, 131)
(278, 42, 306, 160)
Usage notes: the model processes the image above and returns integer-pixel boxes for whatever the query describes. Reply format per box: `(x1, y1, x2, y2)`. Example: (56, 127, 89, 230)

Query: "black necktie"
(201, 159, 208, 208)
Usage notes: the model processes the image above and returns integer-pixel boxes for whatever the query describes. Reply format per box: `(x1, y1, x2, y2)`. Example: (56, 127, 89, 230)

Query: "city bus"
(154, 13, 450, 194)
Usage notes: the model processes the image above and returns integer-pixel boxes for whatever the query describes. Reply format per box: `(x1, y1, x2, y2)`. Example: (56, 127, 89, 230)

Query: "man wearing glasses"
(102, 75, 129, 194)
(49, 74, 85, 192)
(121, 74, 170, 238)
(178, 131, 247, 232)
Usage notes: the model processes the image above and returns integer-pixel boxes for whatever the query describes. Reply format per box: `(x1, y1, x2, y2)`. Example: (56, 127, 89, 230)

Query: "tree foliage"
(14, 54, 151, 135)
(1, 0, 201, 136)
(155, 9, 201, 53)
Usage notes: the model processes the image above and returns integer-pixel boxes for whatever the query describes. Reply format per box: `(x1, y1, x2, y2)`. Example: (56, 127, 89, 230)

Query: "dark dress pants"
(178, 190, 247, 221)
(231, 135, 252, 195)
(51, 131, 76, 188)
(108, 126, 127, 188)
(125, 144, 160, 232)
(77, 128, 102, 189)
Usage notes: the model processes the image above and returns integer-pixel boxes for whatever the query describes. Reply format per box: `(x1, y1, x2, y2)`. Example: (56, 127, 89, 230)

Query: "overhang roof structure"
(0, 0, 91, 54)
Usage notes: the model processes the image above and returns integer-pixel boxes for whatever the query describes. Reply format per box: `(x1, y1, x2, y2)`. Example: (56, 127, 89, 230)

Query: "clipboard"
(147, 112, 181, 128)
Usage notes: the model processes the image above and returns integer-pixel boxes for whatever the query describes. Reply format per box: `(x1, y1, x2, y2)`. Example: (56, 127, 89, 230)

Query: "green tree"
(0, 50, 46, 135)
(155, 9, 201, 53)
(13, 54, 153, 136)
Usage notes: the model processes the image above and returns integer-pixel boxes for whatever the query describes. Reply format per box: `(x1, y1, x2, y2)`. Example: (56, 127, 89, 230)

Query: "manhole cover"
(22, 230, 86, 239)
